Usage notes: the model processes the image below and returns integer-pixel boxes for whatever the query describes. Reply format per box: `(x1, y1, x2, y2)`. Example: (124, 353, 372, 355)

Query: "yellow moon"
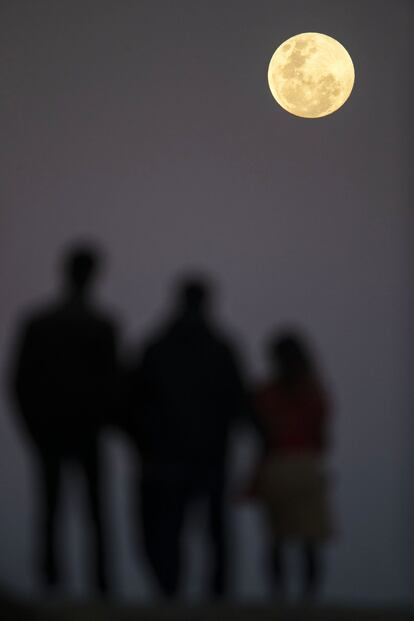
(268, 33, 355, 118)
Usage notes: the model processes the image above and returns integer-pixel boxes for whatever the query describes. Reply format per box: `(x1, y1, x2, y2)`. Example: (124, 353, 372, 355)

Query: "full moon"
(268, 33, 355, 118)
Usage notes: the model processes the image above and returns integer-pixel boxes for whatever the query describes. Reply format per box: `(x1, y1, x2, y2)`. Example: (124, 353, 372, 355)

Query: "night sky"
(0, 0, 413, 604)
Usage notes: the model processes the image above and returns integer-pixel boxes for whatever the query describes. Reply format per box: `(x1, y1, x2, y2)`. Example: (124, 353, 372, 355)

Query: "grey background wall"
(0, 0, 413, 605)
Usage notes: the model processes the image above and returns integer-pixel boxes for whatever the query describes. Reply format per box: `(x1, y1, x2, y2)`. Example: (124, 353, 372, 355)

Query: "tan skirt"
(257, 452, 333, 541)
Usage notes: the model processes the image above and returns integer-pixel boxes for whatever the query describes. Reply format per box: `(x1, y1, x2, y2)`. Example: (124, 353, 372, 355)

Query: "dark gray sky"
(0, 0, 413, 604)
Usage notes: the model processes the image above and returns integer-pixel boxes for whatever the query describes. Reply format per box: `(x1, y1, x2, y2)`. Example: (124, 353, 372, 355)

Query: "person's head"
(175, 275, 212, 319)
(62, 244, 101, 296)
(268, 330, 313, 385)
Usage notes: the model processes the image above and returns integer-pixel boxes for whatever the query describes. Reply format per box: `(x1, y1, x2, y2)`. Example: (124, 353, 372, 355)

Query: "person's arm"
(237, 387, 269, 501)
(95, 323, 117, 425)
(313, 383, 331, 451)
(9, 320, 42, 438)
(12, 321, 35, 411)
(221, 343, 253, 425)
(116, 343, 156, 455)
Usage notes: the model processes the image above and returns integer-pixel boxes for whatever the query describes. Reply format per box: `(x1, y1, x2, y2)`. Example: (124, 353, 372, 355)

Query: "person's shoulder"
(88, 305, 117, 332)
(307, 376, 330, 408)
(133, 324, 168, 362)
(96, 313, 116, 332)
(304, 375, 326, 398)
(126, 334, 165, 375)
(19, 301, 60, 333)
(141, 331, 168, 359)
(210, 324, 239, 354)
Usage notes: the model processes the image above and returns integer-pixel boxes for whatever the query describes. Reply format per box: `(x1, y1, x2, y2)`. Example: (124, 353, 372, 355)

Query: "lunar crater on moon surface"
(268, 33, 355, 118)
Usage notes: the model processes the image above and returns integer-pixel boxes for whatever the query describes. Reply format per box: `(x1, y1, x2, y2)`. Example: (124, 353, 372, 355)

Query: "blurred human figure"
(129, 276, 245, 598)
(252, 331, 332, 601)
(11, 245, 117, 593)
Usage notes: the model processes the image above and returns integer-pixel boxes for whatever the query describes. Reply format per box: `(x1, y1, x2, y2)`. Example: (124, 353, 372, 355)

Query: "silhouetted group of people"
(10, 244, 333, 601)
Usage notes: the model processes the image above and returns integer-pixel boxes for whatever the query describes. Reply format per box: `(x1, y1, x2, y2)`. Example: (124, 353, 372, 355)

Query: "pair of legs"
(139, 466, 226, 598)
(36, 441, 108, 593)
(272, 541, 321, 599)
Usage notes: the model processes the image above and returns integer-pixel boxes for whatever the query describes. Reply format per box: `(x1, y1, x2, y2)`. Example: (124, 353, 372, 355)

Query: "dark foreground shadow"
(1, 589, 413, 621)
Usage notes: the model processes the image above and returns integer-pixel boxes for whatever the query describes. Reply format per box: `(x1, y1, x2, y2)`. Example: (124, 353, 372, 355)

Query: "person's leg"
(140, 475, 188, 597)
(271, 540, 286, 595)
(82, 443, 108, 594)
(302, 541, 321, 599)
(206, 471, 227, 597)
(38, 449, 62, 587)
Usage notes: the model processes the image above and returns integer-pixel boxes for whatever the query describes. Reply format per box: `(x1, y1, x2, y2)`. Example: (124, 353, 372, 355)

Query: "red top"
(255, 378, 329, 454)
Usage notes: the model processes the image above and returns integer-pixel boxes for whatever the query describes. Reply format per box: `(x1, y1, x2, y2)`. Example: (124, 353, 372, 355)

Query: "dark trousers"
(139, 464, 227, 597)
(36, 440, 108, 592)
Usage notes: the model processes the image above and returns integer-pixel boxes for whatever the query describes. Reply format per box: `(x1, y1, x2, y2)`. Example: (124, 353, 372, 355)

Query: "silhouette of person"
(11, 245, 117, 593)
(129, 276, 245, 598)
(252, 331, 333, 600)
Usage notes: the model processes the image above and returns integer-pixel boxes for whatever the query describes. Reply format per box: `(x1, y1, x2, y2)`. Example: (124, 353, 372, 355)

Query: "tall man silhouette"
(130, 277, 246, 598)
(12, 245, 117, 592)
